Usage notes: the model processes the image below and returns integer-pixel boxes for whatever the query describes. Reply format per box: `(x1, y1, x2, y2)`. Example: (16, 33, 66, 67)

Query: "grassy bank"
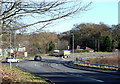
(74, 52, 120, 70)
(74, 52, 111, 55)
(83, 55, 120, 67)
(1, 64, 50, 84)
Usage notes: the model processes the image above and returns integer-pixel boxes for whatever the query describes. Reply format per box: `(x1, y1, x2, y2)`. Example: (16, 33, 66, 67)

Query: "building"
(85, 47, 94, 52)
(76, 45, 94, 52)
(8, 47, 26, 57)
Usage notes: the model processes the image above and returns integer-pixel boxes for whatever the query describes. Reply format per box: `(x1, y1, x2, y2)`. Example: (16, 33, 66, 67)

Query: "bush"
(74, 50, 89, 53)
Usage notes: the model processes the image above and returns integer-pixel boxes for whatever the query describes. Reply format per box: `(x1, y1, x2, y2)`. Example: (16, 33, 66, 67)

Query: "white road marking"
(50, 63, 104, 82)
(90, 78, 104, 82)
(68, 73, 104, 82)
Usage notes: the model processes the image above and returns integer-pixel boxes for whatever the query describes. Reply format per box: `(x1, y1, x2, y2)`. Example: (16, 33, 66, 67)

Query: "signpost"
(24, 52, 27, 57)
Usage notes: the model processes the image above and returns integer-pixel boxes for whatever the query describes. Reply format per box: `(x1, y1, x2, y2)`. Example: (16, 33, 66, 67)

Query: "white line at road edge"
(68, 73, 104, 82)
(90, 78, 104, 82)
(51, 63, 104, 82)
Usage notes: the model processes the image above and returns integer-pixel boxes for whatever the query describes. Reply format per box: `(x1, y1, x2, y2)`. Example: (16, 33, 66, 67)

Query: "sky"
(43, 0, 119, 33)
(19, 0, 119, 33)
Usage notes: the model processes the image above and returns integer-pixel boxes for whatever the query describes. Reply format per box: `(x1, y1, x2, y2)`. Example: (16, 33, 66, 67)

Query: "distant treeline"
(62, 23, 120, 52)
(3, 23, 120, 54)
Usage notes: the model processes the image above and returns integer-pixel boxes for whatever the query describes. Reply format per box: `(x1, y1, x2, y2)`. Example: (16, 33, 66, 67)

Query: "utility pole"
(98, 39, 100, 52)
(95, 40, 97, 52)
(117, 1, 120, 68)
(72, 33, 74, 60)
(14, 32, 16, 58)
(10, 33, 12, 69)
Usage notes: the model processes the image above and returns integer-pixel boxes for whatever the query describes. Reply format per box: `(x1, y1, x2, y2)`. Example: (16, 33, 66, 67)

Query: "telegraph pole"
(72, 33, 74, 60)
(10, 33, 12, 69)
(14, 32, 16, 58)
(118, 1, 120, 71)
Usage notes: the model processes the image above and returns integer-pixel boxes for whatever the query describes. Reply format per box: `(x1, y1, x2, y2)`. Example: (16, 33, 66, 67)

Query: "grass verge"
(74, 63, 119, 71)
(74, 52, 109, 55)
(1, 64, 51, 84)
(16, 54, 53, 60)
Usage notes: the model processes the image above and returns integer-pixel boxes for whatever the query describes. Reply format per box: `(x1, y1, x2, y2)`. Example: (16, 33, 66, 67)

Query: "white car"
(5, 57, 20, 63)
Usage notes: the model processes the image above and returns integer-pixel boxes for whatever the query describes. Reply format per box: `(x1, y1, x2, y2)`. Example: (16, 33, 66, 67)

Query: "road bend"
(17, 59, 120, 84)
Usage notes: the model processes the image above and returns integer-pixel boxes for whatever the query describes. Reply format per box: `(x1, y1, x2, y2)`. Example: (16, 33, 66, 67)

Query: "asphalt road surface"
(16, 59, 120, 84)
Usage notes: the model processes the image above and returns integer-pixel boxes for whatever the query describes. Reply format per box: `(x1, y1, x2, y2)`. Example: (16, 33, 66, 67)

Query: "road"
(16, 58, 120, 84)
(43, 52, 118, 61)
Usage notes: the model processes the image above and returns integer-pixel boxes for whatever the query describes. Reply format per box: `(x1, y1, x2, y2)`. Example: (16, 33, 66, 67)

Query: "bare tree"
(28, 32, 58, 54)
(0, 0, 92, 33)
(0, 0, 92, 57)
(57, 39, 68, 50)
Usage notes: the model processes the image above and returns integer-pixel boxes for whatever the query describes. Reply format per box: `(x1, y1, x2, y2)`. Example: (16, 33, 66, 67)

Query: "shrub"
(74, 50, 89, 53)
